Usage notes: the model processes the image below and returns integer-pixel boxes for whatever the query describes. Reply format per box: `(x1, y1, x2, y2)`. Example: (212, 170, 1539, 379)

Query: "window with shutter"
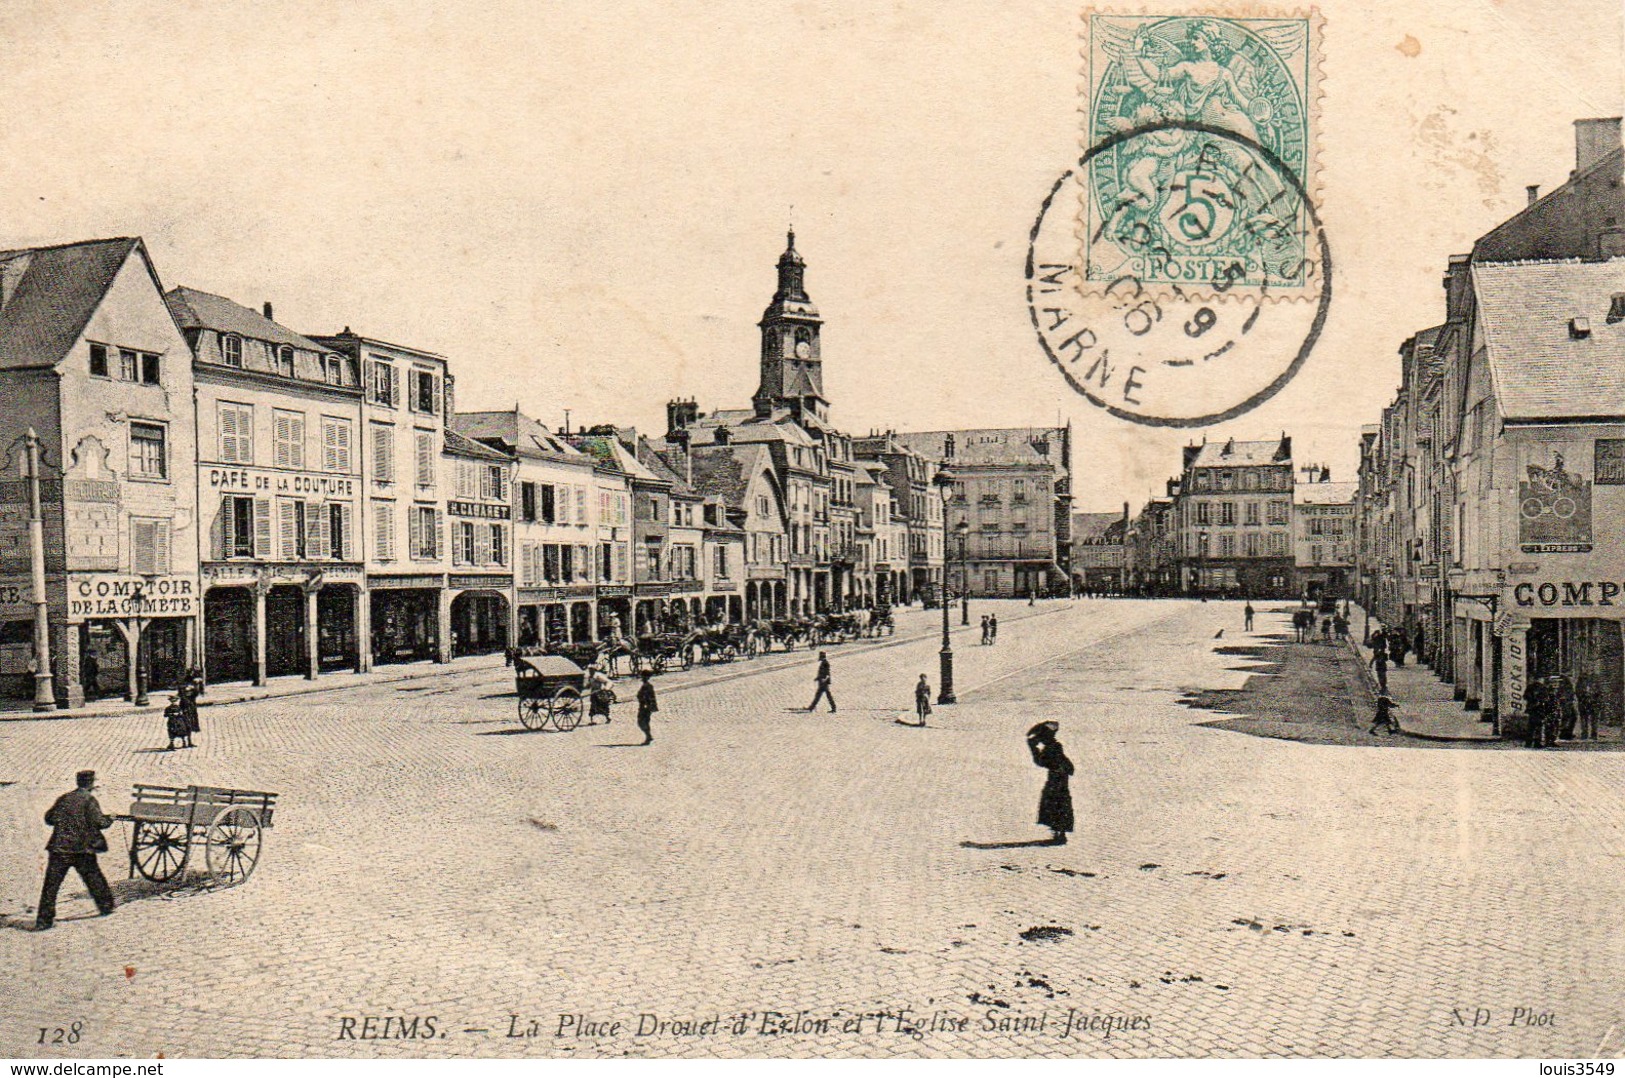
(323, 417, 352, 472)
(520, 482, 536, 522)
(409, 507, 424, 560)
(253, 498, 272, 558)
(474, 523, 491, 565)
(433, 510, 444, 560)
(575, 486, 586, 523)
(493, 526, 506, 567)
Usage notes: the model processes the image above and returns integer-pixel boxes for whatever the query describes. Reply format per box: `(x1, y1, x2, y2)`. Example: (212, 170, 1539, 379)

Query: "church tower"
(753, 230, 827, 423)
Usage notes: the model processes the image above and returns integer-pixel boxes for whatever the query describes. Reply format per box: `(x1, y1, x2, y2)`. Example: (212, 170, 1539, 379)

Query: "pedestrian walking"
(1334, 612, 1349, 640)
(1243, 602, 1254, 632)
(588, 661, 614, 725)
(164, 695, 189, 750)
(1370, 646, 1388, 694)
(980, 615, 991, 646)
(635, 672, 658, 745)
(1413, 623, 1427, 666)
(911, 674, 932, 727)
(1025, 721, 1074, 845)
(1578, 674, 1601, 741)
(1554, 675, 1579, 741)
(1368, 694, 1400, 737)
(1524, 680, 1548, 748)
(35, 770, 116, 930)
(178, 669, 201, 747)
(1390, 627, 1409, 667)
(807, 651, 837, 713)
(82, 652, 100, 702)
(989, 615, 998, 644)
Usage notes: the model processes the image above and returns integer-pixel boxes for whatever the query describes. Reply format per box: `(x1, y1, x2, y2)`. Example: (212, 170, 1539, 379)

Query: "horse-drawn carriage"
(636, 632, 694, 674)
(115, 784, 277, 886)
(813, 611, 866, 644)
(514, 654, 589, 730)
(689, 623, 758, 664)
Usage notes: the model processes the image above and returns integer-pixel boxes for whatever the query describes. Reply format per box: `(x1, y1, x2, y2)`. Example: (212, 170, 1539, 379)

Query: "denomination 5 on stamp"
(1026, 9, 1328, 428)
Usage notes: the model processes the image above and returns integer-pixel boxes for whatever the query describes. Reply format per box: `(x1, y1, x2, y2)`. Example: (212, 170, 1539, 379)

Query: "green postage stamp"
(1080, 11, 1323, 295)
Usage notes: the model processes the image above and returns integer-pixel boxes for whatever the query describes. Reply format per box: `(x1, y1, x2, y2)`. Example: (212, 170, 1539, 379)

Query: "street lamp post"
(130, 582, 150, 707)
(949, 520, 962, 627)
(1197, 529, 1209, 598)
(933, 469, 956, 705)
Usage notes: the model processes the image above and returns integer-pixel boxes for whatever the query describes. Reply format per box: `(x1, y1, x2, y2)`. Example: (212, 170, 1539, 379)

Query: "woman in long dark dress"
(1026, 721, 1074, 845)
(177, 670, 201, 748)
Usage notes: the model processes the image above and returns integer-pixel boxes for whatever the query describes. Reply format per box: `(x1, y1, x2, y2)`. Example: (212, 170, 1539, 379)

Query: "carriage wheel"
(205, 806, 263, 886)
(547, 687, 583, 731)
(130, 819, 189, 883)
(518, 695, 546, 730)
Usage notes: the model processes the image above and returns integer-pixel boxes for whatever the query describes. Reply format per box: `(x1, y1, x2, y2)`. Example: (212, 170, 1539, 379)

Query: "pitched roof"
(1294, 480, 1358, 505)
(452, 410, 587, 463)
(1473, 259, 1625, 420)
(689, 443, 772, 506)
(0, 237, 142, 370)
(636, 437, 697, 496)
(1186, 438, 1290, 468)
(165, 286, 327, 352)
(565, 433, 665, 482)
(894, 427, 1067, 467)
(443, 426, 511, 461)
(1071, 512, 1123, 543)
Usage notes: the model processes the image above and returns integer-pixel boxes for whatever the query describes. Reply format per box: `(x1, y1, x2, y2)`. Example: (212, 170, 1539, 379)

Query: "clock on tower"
(753, 230, 827, 421)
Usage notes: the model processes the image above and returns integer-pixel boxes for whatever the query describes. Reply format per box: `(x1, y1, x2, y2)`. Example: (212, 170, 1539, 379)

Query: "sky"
(0, 0, 1619, 513)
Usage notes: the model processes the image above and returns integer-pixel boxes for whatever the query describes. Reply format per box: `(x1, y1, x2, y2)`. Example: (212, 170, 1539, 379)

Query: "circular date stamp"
(1027, 120, 1331, 428)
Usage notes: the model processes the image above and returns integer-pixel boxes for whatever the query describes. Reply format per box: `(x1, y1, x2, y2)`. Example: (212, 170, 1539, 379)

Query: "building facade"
(1174, 436, 1296, 599)
(0, 238, 199, 708)
(1292, 472, 1356, 600)
(169, 288, 365, 686)
(1072, 509, 1128, 595)
(443, 428, 515, 657)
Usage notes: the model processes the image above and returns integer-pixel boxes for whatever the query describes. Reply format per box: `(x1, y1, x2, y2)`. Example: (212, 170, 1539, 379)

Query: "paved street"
(2, 599, 1622, 1059)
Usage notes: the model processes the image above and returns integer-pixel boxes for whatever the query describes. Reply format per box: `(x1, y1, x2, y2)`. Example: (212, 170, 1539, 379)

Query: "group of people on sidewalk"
(1523, 673, 1603, 748)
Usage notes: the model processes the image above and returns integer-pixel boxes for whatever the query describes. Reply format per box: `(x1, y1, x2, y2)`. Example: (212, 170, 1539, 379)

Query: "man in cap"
(36, 770, 116, 930)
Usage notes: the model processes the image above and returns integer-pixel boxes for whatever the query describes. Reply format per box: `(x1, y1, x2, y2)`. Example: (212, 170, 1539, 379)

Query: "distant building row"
(0, 231, 1073, 708)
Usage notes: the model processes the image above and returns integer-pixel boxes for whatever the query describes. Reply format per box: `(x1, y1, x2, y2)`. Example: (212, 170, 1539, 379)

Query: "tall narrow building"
(752, 230, 827, 424)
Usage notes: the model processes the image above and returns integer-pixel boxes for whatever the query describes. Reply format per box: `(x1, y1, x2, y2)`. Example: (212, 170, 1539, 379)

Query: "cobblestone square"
(2, 599, 1620, 1059)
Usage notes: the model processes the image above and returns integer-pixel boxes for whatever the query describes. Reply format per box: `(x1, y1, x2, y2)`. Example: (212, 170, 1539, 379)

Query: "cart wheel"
(652, 654, 667, 674)
(548, 687, 583, 731)
(518, 695, 545, 730)
(130, 819, 189, 883)
(205, 806, 263, 885)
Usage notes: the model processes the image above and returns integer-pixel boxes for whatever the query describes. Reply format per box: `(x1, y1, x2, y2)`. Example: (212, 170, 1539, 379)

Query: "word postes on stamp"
(1028, 10, 1328, 428)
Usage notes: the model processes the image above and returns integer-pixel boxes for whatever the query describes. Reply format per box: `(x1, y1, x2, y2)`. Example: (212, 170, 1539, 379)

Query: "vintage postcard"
(1, 0, 1622, 1066)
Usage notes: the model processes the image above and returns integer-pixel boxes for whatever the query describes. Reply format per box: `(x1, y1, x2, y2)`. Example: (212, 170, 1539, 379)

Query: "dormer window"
(326, 356, 343, 386)
(222, 334, 243, 367)
(277, 344, 295, 377)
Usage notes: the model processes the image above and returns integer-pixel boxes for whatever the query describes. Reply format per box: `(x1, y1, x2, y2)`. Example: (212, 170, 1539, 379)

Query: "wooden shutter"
(391, 366, 402, 408)
(132, 519, 155, 575)
(474, 522, 491, 565)
(409, 507, 424, 559)
(278, 500, 298, 560)
(374, 503, 392, 561)
(428, 374, 440, 415)
(216, 497, 233, 560)
(307, 502, 328, 560)
(155, 521, 171, 575)
(254, 498, 272, 558)
(273, 412, 291, 468)
(219, 404, 238, 463)
(415, 433, 433, 487)
(433, 510, 444, 560)
(373, 426, 394, 483)
(337, 503, 353, 560)
(290, 413, 306, 469)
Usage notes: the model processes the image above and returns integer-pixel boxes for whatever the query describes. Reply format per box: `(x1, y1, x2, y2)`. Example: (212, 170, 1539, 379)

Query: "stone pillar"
(1502, 624, 1527, 740)
(437, 588, 453, 663)
(355, 585, 371, 673)
(252, 578, 269, 686)
(304, 585, 320, 680)
(1451, 615, 1468, 701)
(56, 620, 83, 710)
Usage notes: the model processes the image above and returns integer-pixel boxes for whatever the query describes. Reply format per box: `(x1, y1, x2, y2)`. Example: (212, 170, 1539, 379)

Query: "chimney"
(666, 398, 698, 435)
(263, 301, 274, 321)
(1527, 184, 1541, 206)
(1574, 117, 1623, 175)
(944, 432, 956, 460)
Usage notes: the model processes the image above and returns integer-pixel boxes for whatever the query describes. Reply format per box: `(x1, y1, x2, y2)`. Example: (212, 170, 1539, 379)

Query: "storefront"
(1503, 577, 1625, 742)
(65, 573, 199, 702)
(449, 575, 512, 657)
(518, 586, 595, 647)
(371, 578, 442, 665)
(203, 586, 255, 684)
